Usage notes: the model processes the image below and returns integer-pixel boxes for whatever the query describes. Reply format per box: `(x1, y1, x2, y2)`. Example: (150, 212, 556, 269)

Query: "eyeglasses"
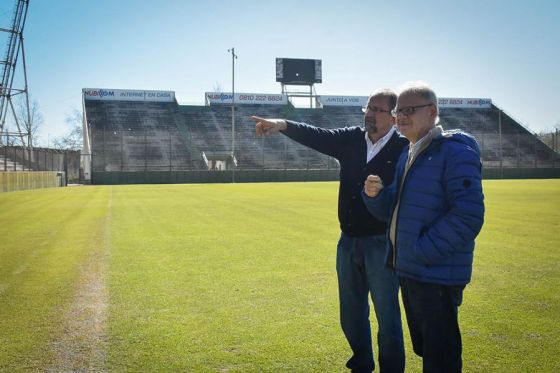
(362, 105, 391, 114)
(391, 103, 433, 117)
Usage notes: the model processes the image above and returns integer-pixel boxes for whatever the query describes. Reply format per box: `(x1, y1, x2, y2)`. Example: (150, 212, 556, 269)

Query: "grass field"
(0, 180, 559, 372)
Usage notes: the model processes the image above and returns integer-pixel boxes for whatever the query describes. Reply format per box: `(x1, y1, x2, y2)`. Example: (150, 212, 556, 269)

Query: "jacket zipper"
(391, 139, 436, 269)
(392, 189, 403, 270)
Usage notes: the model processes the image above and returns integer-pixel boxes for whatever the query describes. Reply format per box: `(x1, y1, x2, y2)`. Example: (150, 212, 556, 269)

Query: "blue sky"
(1, 0, 559, 145)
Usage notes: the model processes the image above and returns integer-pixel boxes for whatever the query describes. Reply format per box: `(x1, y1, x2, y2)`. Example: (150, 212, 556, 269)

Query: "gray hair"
(370, 89, 397, 112)
(398, 81, 439, 124)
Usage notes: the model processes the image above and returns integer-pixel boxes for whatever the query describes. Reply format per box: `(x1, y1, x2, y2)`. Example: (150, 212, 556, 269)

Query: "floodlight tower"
(0, 0, 31, 150)
(227, 47, 237, 182)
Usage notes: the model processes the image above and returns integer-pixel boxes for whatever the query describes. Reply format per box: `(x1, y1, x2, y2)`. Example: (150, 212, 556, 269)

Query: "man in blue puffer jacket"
(362, 82, 485, 373)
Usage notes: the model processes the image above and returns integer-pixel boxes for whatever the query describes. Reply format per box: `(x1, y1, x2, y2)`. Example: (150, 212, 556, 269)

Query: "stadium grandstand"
(82, 88, 560, 184)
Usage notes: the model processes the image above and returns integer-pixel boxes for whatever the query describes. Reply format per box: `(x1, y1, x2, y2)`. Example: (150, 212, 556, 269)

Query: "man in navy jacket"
(251, 89, 408, 373)
(363, 82, 485, 373)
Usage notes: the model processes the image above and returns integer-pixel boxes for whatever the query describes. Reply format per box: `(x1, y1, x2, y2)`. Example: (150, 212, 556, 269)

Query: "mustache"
(364, 118, 377, 132)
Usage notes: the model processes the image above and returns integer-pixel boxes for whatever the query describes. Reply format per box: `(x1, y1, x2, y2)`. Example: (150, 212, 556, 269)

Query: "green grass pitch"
(0, 180, 559, 371)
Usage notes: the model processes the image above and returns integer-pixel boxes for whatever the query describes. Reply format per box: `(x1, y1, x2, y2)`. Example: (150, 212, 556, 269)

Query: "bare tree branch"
(53, 108, 83, 150)
(15, 96, 43, 147)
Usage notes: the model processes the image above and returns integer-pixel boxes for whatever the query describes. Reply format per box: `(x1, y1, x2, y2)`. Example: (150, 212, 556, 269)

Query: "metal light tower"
(228, 47, 237, 182)
(0, 0, 31, 154)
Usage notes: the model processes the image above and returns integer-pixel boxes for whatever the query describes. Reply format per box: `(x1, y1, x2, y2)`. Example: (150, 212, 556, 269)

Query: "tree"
(536, 122, 560, 153)
(213, 81, 223, 93)
(15, 96, 43, 147)
(53, 108, 83, 150)
(4, 96, 43, 147)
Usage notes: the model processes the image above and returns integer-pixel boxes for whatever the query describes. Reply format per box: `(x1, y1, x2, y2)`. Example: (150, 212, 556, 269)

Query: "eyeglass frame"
(390, 103, 434, 118)
(362, 105, 392, 114)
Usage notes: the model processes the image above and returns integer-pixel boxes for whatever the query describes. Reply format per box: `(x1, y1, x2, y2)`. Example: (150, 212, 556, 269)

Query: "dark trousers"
(399, 277, 465, 373)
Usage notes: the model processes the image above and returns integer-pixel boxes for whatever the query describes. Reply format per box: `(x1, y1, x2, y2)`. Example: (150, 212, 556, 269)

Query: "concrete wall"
(482, 167, 560, 179)
(92, 169, 340, 184)
(91, 167, 560, 185)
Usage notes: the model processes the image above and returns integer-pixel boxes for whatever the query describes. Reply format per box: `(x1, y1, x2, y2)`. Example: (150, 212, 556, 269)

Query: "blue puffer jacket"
(362, 129, 485, 285)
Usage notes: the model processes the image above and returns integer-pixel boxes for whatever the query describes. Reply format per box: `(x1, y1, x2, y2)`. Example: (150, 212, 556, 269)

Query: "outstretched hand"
(250, 116, 287, 136)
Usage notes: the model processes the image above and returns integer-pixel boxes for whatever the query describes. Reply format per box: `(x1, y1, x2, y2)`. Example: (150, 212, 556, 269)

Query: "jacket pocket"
(414, 226, 432, 267)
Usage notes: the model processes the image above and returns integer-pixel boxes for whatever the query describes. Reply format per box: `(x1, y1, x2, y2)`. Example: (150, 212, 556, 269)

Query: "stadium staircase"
(0, 154, 30, 171)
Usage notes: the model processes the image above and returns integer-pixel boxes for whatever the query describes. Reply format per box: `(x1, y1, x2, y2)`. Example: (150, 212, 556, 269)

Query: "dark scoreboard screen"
(276, 58, 322, 85)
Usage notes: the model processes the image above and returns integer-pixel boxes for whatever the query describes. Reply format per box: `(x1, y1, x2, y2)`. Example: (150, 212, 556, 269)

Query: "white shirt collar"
(365, 126, 396, 163)
(365, 126, 396, 147)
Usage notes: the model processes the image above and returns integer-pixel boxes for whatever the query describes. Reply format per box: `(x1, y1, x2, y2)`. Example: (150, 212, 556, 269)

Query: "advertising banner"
(318, 96, 492, 109)
(438, 97, 492, 108)
(205, 92, 287, 105)
(83, 88, 175, 102)
(318, 95, 368, 107)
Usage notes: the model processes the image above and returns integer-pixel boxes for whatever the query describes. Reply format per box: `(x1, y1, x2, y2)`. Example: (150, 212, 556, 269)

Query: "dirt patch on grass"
(46, 190, 112, 372)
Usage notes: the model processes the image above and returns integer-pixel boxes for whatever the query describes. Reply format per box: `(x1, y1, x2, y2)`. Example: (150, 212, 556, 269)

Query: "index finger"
(250, 116, 266, 123)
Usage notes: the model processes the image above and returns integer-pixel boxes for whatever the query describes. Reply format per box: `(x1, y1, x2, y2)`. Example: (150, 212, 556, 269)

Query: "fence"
(473, 133, 559, 168)
(0, 146, 81, 181)
(0, 171, 66, 193)
(89, 128, 341, 172)
(89, 127, 560, 173)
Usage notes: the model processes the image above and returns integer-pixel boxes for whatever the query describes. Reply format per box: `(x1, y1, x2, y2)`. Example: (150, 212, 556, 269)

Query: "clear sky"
(1, 0, 559, 145)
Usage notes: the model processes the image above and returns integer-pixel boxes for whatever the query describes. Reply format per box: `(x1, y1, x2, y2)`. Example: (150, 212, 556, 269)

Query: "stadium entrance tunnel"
(202, 151, 236, 171)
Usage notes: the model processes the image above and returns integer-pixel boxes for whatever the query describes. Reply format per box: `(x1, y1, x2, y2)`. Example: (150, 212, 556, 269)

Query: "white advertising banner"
(438, 97, 492, 108)
(318, 95, 369, 107)
(317, 95, 492, 109)
(83, 88, 175, 102)
(205, 92, 288, 105)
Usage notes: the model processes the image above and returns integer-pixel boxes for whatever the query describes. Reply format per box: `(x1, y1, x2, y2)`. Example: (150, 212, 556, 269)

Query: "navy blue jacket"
(283, 120, 408, 237)
(362, 129, 485, 285)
